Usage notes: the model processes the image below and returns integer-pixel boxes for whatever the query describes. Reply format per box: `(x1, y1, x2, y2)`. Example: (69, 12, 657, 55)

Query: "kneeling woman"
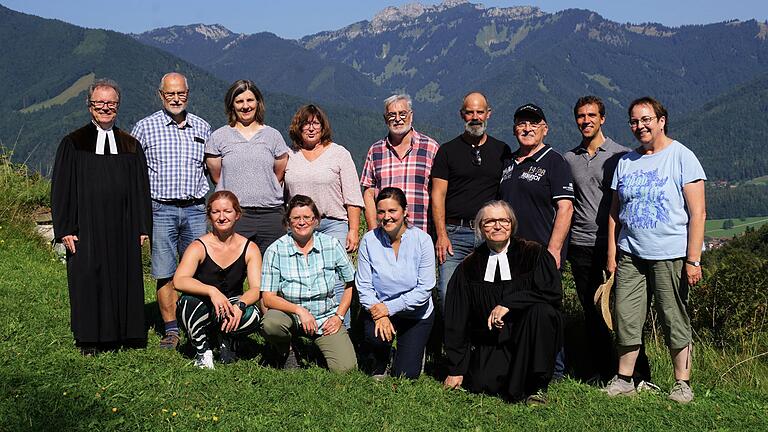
(443, 201, 563, 403)
(356, 187, 435, 379)
(260, 195, 357, 372)
(173, 191, 263, 369)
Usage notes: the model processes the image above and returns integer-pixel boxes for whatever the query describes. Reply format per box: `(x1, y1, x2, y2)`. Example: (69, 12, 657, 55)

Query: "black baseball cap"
(514, 103, 546, 123)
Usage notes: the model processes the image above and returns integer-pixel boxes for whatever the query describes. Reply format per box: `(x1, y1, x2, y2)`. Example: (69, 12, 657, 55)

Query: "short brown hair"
(628, 96, 668, 134)
(206, 190, 242, 217)
(573, 95, 605, 118)
(224, 80, 265, 127)
(288, 104, 333, 149)
(284, 195, 320, 226)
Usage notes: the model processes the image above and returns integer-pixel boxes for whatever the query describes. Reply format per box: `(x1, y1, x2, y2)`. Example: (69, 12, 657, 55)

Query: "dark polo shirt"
(499, 144, 574, 262)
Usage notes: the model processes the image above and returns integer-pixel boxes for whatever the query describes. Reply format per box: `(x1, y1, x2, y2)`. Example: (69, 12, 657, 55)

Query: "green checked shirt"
(261, 231, 355, 334)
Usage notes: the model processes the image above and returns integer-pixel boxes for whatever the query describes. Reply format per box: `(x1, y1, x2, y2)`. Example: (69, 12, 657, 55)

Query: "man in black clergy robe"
(51, 78, 152, 354)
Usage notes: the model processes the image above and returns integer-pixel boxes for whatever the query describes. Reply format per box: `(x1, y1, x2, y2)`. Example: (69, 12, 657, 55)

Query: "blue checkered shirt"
(262, 232, 355, 333)
(131, 110, 212, 200)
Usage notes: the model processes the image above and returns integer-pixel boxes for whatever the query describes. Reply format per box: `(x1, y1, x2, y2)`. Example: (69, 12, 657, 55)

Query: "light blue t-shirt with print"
(611, 140, 706, 260)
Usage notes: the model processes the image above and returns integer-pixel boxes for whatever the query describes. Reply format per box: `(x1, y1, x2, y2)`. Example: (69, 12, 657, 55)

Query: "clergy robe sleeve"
(51, 136, 78, 240)
(444, 264, 471, 376)
(499, 249, 562, 311)
(134, 144, 152, 237)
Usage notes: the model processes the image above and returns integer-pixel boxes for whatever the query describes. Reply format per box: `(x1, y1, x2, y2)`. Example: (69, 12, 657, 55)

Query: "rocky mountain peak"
(191, 24, 234, 41)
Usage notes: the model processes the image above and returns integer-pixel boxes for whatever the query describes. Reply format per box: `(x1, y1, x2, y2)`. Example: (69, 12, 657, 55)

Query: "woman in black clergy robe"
(443, 200, 563, 404)
(51, 79, 152, 354)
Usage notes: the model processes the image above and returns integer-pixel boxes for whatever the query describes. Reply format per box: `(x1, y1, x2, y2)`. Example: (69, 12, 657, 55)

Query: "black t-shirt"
(432, 134, 511, 220)
(499, 144, 574, 262)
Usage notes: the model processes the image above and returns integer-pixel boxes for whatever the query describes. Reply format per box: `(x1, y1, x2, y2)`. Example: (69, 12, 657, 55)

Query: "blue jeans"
(437, 224, 480, 311)
(151, 200, 207, 279)
(316, 218, 351, 328)
(361, 311, 434, 379)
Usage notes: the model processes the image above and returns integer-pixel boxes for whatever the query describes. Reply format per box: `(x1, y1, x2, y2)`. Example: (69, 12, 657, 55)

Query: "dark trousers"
(361, 311, 434, 379)
(235, 206, 286, 254)
(567, 244, 652, 382)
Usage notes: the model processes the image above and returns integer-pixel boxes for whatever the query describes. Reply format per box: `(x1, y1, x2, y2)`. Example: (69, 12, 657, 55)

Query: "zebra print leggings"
(177, 295, 261, 355)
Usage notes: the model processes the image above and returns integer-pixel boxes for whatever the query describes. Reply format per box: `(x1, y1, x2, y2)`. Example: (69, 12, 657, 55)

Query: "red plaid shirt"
(360, 129, 439, 232)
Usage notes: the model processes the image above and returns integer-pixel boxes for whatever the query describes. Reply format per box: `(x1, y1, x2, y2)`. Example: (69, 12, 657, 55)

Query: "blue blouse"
(355, 226, 435, 319)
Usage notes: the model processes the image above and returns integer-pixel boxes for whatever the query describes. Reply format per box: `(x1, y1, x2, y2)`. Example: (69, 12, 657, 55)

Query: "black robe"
(444, 239, 563, 401)
(51, 123, 151, 346)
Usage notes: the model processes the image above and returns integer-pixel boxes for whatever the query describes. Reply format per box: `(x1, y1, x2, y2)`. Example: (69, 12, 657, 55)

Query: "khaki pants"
(261, 309, 357, 372)
(614, 253, 692, 350)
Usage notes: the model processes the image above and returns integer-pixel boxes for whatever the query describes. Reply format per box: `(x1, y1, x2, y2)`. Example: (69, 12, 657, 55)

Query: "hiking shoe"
(636, 380, 661, 393)
(194, 350, 215, 369)
(602, 376, 636, 397)
(219, 337, 238, 364)
(525, 391, 548, 406)
(668, 380, 694, 404)
(159, 333, 180, 350)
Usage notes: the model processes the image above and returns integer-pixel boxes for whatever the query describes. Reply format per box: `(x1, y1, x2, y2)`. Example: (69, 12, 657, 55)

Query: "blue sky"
(3, 0, 767, 39)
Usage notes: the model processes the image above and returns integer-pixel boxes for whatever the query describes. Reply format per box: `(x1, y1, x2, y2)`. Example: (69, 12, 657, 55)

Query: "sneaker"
(668, 380, 694, 404)
(194, 350, 215, 370)
(372, 373, 388, 382)
(219, 337, 238, 364)
(159, 333, 180, 350)
(636, 380, 661, 393)
(601, 375, 636, 397)
(525, 391, 548, 406)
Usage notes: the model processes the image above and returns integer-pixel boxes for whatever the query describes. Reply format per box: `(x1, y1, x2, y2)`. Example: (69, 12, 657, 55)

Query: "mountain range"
(1, 0, 767, 182)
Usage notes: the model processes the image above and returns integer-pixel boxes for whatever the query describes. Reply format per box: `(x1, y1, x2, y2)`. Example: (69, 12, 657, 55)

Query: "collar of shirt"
(512, 143, 552, 165)
(385, 128, 415, 154)
(161, 109, 190, 129)
(287, 232, 321, 256)
(485, 240, 512, 282)
(91, 120, 117, 155)
(376, 225, 411, 247)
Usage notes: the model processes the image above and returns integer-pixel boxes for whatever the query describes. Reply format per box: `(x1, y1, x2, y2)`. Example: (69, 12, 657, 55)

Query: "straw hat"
(593, 271, 614, 330)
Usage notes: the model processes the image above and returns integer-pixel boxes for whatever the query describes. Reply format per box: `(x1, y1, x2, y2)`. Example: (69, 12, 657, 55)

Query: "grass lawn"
(1, 223, 767, 431)
(705, 216, 768, 238)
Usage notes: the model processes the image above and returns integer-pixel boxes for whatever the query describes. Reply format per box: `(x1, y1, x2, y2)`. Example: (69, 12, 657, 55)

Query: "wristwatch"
(336, 313, 345, 321)
(237, 301, 247, 312)
(685, 260, 701, 267)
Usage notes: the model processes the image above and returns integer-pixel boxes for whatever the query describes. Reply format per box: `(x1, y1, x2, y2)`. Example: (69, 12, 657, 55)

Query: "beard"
(388, 121, 412, 136)
(464, 119, 487, 137)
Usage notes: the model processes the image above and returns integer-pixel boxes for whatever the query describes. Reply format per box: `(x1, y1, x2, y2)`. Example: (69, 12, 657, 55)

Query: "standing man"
(499, 103, 574, 378)
(432, 92, 511, 309)
(131, 72, 212, 349)
(361, 94, 439, 233)
(564, 96, 630, 383)
(51, 78, 151, 354)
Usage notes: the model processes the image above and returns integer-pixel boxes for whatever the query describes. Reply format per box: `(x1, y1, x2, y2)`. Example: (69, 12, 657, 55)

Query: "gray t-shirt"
(564, 137, 630, 246)
(206, 125, 290, 208)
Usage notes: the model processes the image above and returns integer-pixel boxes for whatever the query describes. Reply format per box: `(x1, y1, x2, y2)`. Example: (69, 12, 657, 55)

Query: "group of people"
(51, 72, 706, 405)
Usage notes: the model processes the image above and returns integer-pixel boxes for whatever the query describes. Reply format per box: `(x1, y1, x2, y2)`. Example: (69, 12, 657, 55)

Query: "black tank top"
(193, 238, 250, 298)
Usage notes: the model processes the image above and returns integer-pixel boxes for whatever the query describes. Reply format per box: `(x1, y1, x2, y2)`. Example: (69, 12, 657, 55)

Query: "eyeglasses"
(89, 100, 119, 110)
(159, 90, 189, 100)
(628, 116, 657, 128)
(290, 215, 316, 223)
(384, 111, 411, 121)
(481, 218, 512, 228)
(471, 147, 482, 166)
(514, 120, 545, 130)
(302, 120, 322, 130)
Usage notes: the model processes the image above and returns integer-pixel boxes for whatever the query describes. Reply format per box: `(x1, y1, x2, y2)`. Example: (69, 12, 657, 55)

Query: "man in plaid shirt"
(360, 94, 439, 232)
(131, 72, 212, 349)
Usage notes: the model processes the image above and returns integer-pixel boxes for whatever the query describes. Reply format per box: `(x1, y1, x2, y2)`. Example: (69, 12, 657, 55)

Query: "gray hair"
(158, 72, 189, 90)
(473, 200, 517, 241)
(383, 94, 412, 113)
(86, 78, 121, 105)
